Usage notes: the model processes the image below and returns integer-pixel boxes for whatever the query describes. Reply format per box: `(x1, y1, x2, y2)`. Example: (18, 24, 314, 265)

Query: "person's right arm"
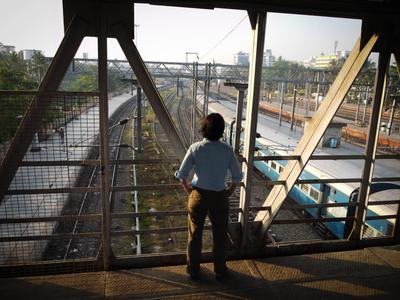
(226, 148, 242, 196)
(175, 147, 195, 194)
(180, 179, 193, 194)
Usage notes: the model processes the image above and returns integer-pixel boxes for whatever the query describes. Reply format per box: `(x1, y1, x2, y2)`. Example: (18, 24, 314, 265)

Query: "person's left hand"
(224, 188, 234, 198)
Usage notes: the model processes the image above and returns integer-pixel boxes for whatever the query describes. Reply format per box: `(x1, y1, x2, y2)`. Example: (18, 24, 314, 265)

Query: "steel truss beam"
(255, 34, 379, 238)
(134, 1, 400, 19)
(114, 23, 186, 159)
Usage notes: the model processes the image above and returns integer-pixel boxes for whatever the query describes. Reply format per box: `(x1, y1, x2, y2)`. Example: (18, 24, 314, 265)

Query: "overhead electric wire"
(200, 14, 248, 60)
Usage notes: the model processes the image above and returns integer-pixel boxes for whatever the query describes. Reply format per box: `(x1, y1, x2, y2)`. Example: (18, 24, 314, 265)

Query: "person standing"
(175, 113, 242, 280)
(59, 127, 65, 144)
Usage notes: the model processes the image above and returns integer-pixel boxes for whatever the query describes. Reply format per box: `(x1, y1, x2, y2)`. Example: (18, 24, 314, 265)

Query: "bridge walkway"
(1, 245, 399, 299)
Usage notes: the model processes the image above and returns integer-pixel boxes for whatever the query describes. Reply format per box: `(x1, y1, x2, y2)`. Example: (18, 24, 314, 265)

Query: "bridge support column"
(393, 53, 400, 237)
(238, 11, 266, 249)
(350, 38, 391, 240)
(98, 21, 112, 270)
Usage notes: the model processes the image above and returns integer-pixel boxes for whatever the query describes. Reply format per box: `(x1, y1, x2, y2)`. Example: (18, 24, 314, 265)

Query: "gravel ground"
(251, 174, 333, 242)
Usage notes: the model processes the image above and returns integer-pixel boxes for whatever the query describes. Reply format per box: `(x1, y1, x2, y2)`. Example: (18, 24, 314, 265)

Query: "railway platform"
(258, 100, 400, 148)
(1, 244, 399, 299)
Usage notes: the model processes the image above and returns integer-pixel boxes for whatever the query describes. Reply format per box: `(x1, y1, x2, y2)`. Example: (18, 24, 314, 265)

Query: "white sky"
(0, 0, 362, 64)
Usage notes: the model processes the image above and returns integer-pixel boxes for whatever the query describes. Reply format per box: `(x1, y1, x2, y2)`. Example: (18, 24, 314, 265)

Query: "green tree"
(68, 74, 98, 92)
(0, 52, 35, 90)
(28, 51, 49, 85)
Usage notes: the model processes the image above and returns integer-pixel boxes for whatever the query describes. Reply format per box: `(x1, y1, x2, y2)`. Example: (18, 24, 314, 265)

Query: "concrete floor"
(1, 245, 400, 299)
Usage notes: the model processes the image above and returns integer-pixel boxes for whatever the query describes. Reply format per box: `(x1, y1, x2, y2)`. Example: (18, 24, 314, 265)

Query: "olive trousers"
(187, 188, 229, 274)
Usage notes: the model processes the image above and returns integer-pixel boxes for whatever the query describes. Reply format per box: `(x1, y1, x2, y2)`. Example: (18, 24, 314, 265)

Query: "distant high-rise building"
(22, 49, 40, 60)
(263, 49, 275, 67)
(302, 57, 316, 68)
(338, 50, 350, 59)
(234, 51, 249, 65)
(0, 42, 15, 53)
(334, 40, 338, 55)
(314, 55, 338, 68)
(313, 48, 350, 69)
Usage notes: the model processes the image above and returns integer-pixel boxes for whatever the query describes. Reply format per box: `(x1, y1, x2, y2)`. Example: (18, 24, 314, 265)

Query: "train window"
(309, 187, 320, 201)
(271, 161, 277, 170)
(301, 184, 310, 194)
(279, 166, 284, 173)
(327, 196, 337, 203)
(362, 224, 378, 238)
(386, 223, 394, 236)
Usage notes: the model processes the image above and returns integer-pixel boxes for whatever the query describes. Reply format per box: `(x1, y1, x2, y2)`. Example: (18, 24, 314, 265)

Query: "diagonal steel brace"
(0, 17, 87, 203)
(114, 23, 186, 160)
(255, 34, 379, 237)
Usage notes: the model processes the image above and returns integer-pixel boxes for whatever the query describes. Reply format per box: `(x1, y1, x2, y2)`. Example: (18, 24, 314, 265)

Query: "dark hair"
(200, 113, 225, 141)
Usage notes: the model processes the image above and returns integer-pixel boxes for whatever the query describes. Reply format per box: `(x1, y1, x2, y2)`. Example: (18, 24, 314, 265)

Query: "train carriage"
(198, 95, 400, 239)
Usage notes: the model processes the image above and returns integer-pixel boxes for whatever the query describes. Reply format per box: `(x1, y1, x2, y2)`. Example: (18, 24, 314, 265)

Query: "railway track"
(151, 90, 183, 250)
(160, 87, 242, 222)
(153, 91, 180, 154)
(212, 85, 399, 128)
(43, 96, 137, 260)
(177, 89, 194, 147)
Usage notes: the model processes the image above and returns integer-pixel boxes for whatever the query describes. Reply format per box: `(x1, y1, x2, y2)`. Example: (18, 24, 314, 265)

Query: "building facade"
(0, 42, 15, 53)
(314, 54, 338, 69)
(234, 51, 249, 65)
(263, 49, 275, 67)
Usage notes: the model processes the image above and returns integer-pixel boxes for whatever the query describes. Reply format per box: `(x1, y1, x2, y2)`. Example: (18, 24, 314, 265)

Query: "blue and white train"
(198, 94, 400, 239)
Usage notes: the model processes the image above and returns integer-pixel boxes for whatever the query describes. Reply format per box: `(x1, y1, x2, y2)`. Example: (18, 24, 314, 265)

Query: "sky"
(0, 0, 362, 64)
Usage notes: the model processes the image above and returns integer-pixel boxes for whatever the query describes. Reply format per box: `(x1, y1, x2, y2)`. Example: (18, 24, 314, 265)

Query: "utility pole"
(191, 62, 198, 144)
(185, 52, 199, 63)
(387, 98, 397, 136)
(224, 82, 248, 154)
(278, 81, 285, 126)
(206, 63, 212, 116)
(315, 72, 320, 112)
(362, 86, 370, 125)
(203, 63, 211, 117)
(135, 84, 142, 152)
(134, 24, 140, 47)
(305, 82, 310, 117)
(355, 92, 361, 122)
(290, 86, 297, 131)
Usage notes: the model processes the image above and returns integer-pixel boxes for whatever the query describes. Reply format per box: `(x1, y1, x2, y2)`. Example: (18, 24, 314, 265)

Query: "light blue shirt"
(175, 138, 242, 191)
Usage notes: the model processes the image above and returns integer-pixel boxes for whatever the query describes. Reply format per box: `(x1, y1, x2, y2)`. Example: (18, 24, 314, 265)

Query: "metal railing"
(0, 90, 399, 277)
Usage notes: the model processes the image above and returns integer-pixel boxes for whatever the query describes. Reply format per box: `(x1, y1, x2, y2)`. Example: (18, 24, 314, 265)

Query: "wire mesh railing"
(0, 88, 399, 277)
(0, 91, 101, 271)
